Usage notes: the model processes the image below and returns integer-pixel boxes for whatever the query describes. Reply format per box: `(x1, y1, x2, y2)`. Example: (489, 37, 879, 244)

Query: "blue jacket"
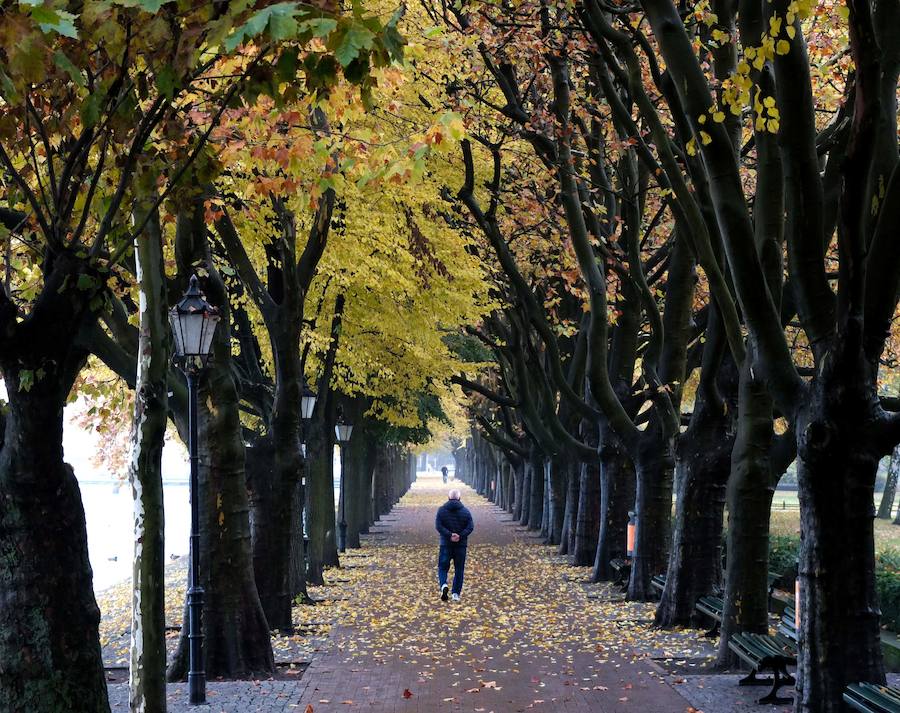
(435, 499, 474, 546)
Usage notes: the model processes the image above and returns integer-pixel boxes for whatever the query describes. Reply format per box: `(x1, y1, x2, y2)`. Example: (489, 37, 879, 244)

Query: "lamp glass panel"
(169, 309, 187, 357)
(198, 312, 220, 357)
(335, 422, 353, 442)
(301, 395, 317, 420)
(178, 311, 207, 356)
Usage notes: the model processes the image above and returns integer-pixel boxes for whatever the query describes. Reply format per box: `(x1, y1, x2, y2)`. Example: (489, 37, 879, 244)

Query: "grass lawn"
(769, 493, 900, 552)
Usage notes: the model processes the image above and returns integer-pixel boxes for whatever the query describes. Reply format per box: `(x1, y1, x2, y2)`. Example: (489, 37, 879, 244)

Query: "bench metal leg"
(703, 621, 720, 638)
(738, 670, 772, 687)
(758, 666, 793, 705)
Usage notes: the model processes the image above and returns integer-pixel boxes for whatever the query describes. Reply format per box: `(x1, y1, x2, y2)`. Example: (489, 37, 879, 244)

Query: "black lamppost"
(169, 275, 220, 706)
(299, 384, 317, 558)
(300, 383, 317, 459)
(335, 414, 353, 552)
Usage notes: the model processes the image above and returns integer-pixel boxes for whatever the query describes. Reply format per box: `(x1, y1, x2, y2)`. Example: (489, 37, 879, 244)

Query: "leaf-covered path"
(291, 474, 695, 712)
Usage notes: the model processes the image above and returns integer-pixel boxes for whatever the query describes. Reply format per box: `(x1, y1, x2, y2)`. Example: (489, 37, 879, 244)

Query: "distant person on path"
(435, 489, 474, 602)
(441, 465, 449, 483)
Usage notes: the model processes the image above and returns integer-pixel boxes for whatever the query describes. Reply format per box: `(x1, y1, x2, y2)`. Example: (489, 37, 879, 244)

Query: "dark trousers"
(438, 543, 467, 594)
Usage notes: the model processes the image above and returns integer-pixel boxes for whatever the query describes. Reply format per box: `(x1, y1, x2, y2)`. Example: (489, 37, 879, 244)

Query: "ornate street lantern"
(301, 383, 317, 421)
(169, 274, 220, 372)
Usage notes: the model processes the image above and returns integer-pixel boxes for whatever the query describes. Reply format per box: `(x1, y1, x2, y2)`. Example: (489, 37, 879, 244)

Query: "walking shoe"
(440, 583, 449, 601)
(451, 593, 461, 602)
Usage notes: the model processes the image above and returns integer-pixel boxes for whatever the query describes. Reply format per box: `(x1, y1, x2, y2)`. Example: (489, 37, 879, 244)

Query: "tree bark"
(128, 207, 170, 713)
(717, 359, 777, 667)
(559, 458, 579, 556)
(656, 403, 732, 627)
(793, 364, 886, 711)
(528, 449, 545, 530)
(627, 432, 675, 600)
(305, 418, 338, 585)
(593, 429, 635, 582)
(0, 368, 109, 713)
(0, 255, 108, 712)
(168, 213, 274, 680)
(548, 454, 568, 546)
(573, 455, 601, 567)
(879, 444, 900, 519)
(245, 438, 296, 630)
(519, 459, 532, 525)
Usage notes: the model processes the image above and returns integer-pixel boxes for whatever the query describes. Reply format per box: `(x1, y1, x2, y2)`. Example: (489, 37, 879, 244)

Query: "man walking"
(435, 489, 474, 602)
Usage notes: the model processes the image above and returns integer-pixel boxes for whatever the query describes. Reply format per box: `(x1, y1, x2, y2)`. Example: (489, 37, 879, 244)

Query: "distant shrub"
(768, 534, 800, 579)
(877, 548, 900, 631)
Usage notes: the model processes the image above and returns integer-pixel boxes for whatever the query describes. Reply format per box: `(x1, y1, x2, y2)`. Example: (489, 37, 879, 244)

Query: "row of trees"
(0, 2, 484, 712)
(435, 0, 900, 711)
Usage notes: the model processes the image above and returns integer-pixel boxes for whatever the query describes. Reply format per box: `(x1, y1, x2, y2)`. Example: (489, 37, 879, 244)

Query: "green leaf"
(333, 23, 375, 67)
(223, 2, 302, 53)
(110, 0, 175, 11)
(0, 69, 18, 103)
(268, 10, 298, 41)
(18, 370, 33, 393)
(275, 47, 299, 83)
(299, 17, 337, 38)
(383, 5, 406, 60)
(54, 51, 85, 88)
(29, 7, 78, 38)
(76, 274, 99, 291)
(155, 66, 176, 100)
(80, 93, 100, 128)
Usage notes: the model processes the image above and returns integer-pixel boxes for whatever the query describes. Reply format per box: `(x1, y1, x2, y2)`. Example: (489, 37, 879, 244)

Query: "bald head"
(448, 489, 461, 501)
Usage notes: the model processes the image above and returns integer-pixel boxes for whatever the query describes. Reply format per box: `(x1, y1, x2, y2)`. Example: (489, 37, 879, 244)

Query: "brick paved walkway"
(109, 474, 697, 712)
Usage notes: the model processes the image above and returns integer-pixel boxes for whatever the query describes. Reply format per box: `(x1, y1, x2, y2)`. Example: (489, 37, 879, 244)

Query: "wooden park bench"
(695, 595, 725, 637)
(609, 558, 631, 589)
(844, 683, 900, 712)
(650, 574, 666, 596)
(728, 605, 798, 705)
(779, 607, 798, 640)
(689, 571, 780, 638)
(728, 631, 797, 704)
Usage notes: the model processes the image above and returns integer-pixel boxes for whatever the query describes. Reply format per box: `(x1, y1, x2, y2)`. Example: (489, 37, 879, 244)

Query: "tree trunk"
(879, 444, 900, 519)
(541, 460, 551, 539)
(128, 208, 170, 713)
(0, 366, 109, 713)
(573, 457, 601, 567)
(257, 316, 307, 629)
(793, 371, 885, 711)
(627, 432, 675, 601)
(245, 439, 295, 631)
(559, 459, 579, 556)
(593, 430, 635, 582)
(656, 404, 731, 627)
(169, 220, 273, 680)
(717, 360, 776, 667)
(528, 450, 544, 530)
(548, 455, 568, 546)
(512, 459, 525, 521)
(519, 460, 532, 525)
(305, 420, 338, 585)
